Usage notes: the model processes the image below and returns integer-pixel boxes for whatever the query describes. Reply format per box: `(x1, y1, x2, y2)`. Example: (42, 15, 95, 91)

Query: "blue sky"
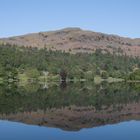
(0, 0, 140, 38)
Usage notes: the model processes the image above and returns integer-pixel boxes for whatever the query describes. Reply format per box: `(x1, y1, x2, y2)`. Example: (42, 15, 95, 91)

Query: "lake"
(0, 82, 140, 140)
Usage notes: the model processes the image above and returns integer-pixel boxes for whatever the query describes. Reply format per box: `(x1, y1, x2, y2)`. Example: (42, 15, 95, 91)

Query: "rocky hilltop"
(1, 28, 140, 56)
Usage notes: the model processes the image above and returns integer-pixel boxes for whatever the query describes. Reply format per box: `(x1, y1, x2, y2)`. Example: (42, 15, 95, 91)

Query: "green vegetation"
(128, 68, 140, 81)
(0, 82, 140, 113)
(0, 44, 140, 83)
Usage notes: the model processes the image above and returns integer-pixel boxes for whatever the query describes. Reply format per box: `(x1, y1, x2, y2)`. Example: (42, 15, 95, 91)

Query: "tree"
(60, 69, 67, 81)
(129, 68, 140, 80)
(101, 71, 108, 79)
(25, 68, 40, 80)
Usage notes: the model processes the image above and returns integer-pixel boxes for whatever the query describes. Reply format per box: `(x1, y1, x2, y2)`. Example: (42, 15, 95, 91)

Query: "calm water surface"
(0, 82, 140, 140)
(0, 120, 140, 140)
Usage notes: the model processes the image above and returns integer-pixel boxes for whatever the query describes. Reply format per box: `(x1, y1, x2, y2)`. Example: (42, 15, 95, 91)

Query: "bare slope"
(1, 28, 140, 56)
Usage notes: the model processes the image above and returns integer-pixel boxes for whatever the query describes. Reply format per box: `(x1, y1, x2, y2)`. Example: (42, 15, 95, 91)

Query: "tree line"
(0, 44, 140, 82)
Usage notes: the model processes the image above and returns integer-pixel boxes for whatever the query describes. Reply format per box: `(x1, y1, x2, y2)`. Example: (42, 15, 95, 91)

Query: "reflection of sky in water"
(0, 120, 140, 140)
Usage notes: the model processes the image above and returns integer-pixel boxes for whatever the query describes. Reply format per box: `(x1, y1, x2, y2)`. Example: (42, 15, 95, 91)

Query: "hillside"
(1, 28, 140, 57)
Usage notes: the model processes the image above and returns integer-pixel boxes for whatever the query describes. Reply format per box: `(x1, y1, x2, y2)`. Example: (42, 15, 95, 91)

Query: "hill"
(1, 28, 140, 57)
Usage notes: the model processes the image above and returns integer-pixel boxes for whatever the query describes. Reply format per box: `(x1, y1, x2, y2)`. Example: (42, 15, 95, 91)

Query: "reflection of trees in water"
(0, 82, 140, 131)
(0, 83, 139, 114)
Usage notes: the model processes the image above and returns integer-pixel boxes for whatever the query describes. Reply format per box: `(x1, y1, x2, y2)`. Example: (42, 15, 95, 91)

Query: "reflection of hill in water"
(0, 83, 140, 131)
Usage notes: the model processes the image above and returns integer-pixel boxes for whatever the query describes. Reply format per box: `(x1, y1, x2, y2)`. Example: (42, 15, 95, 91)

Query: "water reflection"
(0, 82, 140, 131)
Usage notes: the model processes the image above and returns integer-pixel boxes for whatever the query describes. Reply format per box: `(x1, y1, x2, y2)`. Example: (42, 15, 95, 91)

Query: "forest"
(0, 43, 140, 83)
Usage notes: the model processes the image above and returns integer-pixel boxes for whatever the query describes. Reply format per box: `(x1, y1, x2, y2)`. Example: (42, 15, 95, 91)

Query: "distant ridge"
(0, 28, 140, 57)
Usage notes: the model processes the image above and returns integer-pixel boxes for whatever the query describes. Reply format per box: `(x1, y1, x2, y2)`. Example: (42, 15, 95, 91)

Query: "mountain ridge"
(0, 28, 140, 56)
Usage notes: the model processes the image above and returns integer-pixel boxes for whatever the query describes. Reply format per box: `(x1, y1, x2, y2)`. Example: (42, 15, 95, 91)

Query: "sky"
(0, 0, 140, 38)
